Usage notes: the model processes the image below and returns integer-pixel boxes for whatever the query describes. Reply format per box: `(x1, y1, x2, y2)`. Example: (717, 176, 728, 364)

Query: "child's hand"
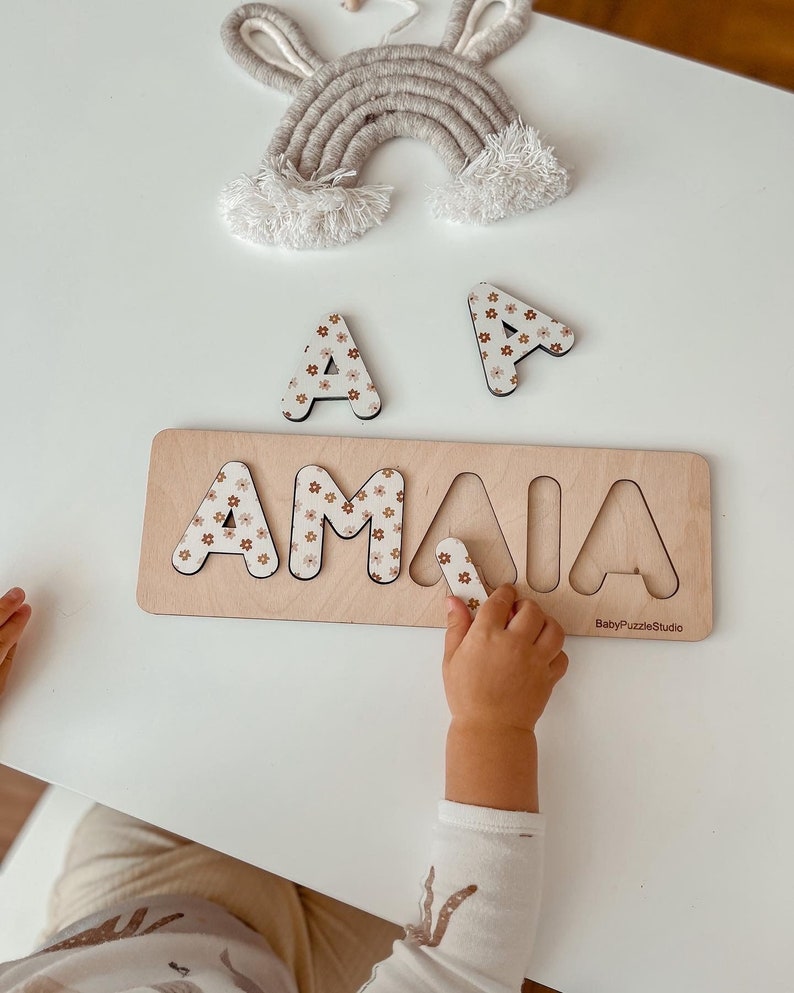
(0, 588, 32, 696)
(442, 584, 568, 812)
(443, 583, 568, 734)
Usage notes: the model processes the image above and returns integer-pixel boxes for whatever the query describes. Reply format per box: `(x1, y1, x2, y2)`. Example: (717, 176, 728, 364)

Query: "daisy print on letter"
(468, 282, 575, 396)
(173, 461, 279, 578)
(282, 314, 381, 422)
(290, 466, 404, 583)
(435, 537, 489, 617)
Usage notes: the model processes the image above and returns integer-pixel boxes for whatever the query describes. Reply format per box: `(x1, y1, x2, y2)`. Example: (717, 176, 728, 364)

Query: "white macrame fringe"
(220, 158, 392, 249)
(426, 119, 570, 224)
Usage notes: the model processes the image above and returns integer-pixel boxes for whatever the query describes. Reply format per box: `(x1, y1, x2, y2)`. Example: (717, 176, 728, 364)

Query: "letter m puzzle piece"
(468, 282, 575, 396)
(290, 466, 404, 583)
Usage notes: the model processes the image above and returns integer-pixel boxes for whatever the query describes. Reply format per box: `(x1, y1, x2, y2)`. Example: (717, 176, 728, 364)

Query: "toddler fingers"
(507, 598, 546, 640)
(475, 584, 517, 630)
(0, 602, 32, 667)
(0, 587, 25, 626)
(549, 650, 569, 682)
(534, 615, 565, 655)
(443, 596, 473, 664)
(0, 644, 17, 695)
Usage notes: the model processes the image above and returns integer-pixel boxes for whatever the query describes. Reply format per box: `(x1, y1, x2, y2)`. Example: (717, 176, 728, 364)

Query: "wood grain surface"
(0, 765, 46, 864)
(138, 429, 712, 641)
(535, 0, 794, 90)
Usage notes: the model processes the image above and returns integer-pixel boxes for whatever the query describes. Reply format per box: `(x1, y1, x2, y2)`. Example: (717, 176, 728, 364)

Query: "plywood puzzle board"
(137, 429, 712, 640)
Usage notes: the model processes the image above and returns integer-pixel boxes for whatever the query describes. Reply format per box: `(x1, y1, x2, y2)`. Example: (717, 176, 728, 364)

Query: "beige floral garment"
(0, 802, 545, 993)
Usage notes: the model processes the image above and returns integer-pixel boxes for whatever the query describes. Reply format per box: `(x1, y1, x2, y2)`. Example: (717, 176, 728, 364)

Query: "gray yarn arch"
(269, 45, 518, 181)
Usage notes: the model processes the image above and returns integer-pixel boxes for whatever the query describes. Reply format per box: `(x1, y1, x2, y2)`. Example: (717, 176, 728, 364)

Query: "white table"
(1, 2, 792, 989)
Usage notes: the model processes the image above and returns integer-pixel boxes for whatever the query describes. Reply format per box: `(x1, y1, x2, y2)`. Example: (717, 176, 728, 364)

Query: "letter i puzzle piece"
(436, 537, 489, 616)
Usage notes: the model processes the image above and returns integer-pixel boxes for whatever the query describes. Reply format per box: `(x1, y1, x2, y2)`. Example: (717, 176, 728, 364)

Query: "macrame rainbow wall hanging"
(220, 0, 570, 249)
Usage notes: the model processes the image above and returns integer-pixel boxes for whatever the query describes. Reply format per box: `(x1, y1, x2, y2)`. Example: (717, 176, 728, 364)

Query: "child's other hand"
(442, 584, 568, 812)
(0, 588, 32, 696)
(443, 584, 567, 735)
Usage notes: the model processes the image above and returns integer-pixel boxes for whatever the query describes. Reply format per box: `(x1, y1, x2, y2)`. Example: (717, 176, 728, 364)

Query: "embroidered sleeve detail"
(404, 866, 477, 948)
(43, 907, 185, 953)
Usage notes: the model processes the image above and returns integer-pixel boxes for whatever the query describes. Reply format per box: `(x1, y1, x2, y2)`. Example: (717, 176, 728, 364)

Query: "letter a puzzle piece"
(282, 314, 381, 421)
(435, 537, 489, 617)
(172, 461, 279, 578)
(468, 282, 575, 396)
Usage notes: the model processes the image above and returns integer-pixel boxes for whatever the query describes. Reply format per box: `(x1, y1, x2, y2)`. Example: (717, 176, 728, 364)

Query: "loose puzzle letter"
(468, 282, 575, 396)
(172, 461, 279, 578)
(436, 537, 489, 617)
(289, 466, 404, 583)
(282, 314, 381, 421)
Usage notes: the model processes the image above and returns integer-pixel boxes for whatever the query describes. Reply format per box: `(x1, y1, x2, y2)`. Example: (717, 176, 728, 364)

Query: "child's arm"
(361, 584, 568, 993)
(444, 584, 567, 813)
(0, 587, 32, 695)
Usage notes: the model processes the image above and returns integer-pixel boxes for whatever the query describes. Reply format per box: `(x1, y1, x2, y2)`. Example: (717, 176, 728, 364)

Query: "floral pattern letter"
(435, 537, 489, 617)
(282, 314, 381, 422)
(290, 466, 404, 583)
(172, 461, 279, 578)
(468, 282, 575, 396)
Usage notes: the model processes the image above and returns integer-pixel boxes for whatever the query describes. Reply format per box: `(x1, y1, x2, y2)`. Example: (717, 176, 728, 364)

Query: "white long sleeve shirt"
(0, 801, 544, 993)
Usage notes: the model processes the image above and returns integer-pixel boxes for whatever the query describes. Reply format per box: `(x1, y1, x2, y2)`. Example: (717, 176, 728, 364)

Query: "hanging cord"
(342, 0, 421, 43)
(380, 0, 420, 42)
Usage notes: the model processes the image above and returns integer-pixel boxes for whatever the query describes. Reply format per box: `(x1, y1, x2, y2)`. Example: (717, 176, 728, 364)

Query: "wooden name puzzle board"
(137, 430, 713, 641)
